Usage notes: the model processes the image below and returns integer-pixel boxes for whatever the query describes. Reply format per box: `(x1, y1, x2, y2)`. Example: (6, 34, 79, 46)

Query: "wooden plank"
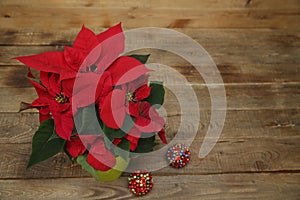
(0, 83, 299, 112)
(0, 88, 37, 112)
(0, 174, 299, 199)
(1, 0, 299, 10)
(1, 109, 299, 144)
(1, 45, 300, 68)
(0, 66, 32, 88)
(0, 6, 299, 30)
(1, 27, 300, 47)
(0, 136, 299, 178)
(1, 63, 299, 88)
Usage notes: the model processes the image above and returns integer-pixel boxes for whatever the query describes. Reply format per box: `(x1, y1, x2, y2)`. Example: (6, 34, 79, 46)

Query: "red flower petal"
(27, 70, 52, 107)
(97, 22, 123, 44)
(128, 102, 139, 117)
(134, 85, 151, 101)
(134, 102, 165, 133)
(39, 71, 65, 99)
(100, 89, 126, 129)
(158, 129, 168, 144)
(79, 135, 103, 146)
(72, 25, 98, 53)
(39, 113, 52, 124)
(87, 152, 116, 171)
(70, 25, 101, 74)
(50, 102, 74, 140)
(65, 137, 86, 158)
(47, 73, 61, 97)
(80, 23, 125, 75)
(80, 44, 102, 71)
(107, 56, 150, 86)
(39, 106, 50, 116)
(27, 70, 52, 123)
(87, 139, 116, 171)
(124, 126, 141, 151)
(138, 101, 151, 117)
(113, 138, 122, 146)
(13, 51, 66, 74)
(27, 69, 46, 91)
(135, 117, 150, 126)
(95, 71, 113, 106)
(146, 107, 165, 131)
(64, 46, 86, 72)
(31, 97, 49, 107)
(61, 78, 75, 99)
(71, 73, 101, 108)
(126, 74, 150, 93)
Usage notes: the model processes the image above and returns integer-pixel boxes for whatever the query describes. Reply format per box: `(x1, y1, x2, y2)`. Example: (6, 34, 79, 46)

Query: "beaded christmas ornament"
(128, 171, 153, 196)
(167, 143, 191, 168)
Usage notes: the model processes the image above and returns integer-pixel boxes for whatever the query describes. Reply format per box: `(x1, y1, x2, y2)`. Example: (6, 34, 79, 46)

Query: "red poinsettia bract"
(100, 74, 165, 151)
(14, 23, 125, 140)
(65, 137, 86, 158)
(16, 23, 167, 174)
(66, 135, 116, 171)
(87, 138, 116, 171)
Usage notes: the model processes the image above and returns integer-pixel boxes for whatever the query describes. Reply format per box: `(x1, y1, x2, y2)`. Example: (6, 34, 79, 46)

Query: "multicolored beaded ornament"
(167, 143, 191, 168)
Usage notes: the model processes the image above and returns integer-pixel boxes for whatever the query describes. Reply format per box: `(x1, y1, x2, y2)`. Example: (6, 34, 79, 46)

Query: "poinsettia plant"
(14, 23, 167, 181)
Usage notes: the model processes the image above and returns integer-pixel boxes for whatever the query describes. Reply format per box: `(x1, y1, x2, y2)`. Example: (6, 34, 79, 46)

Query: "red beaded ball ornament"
(128, 171, 153, 196)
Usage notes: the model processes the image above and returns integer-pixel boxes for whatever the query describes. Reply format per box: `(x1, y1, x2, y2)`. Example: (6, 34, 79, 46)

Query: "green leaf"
(129, 54, 150, 64)
(103, 124, 126, 140)
(121, 114, 135, 133)
(77, 104, 102, 134)
(27, 119, 66, 168)
(26, 75, 42, 85)
(102, 125, 125, 153)
(134, 133, 156, 153)
(76, 154, 100, 181)
(113, 138, 130, 162)
(102, 114, 134, 149)
(103, 133, 114, 154)
(145, 81, 165, 108)
(76, 155, 129, 182)
(102, 125, 130, 161)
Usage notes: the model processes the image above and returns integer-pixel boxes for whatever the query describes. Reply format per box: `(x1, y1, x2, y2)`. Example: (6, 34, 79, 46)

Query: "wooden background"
(0, 0, 299, 199)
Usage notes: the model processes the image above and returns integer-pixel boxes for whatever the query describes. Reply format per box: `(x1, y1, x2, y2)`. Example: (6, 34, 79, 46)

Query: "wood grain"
(0, 128, 299, 178)
(2, 47, 300, 82)
(0, 0, 299, 199)
(1, 29, 300, 47)
(1, 0, 299, 10)
(0, 174, 299, 199)
(1, 42, 300, 66)
(1, 63, 299, 88)
(0, 2, 299, 30)
(1, 109, 299, 143)
(1, 28, 299, 86)
(0, 83, 299, 112)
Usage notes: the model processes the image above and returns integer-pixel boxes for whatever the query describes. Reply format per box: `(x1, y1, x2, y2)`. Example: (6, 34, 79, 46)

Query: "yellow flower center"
(55, 93, 68, 104)
(126, 92, 134, 102)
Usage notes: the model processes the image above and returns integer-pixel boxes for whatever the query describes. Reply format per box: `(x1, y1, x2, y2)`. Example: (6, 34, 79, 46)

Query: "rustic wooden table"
(0, 0, 299, 199)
